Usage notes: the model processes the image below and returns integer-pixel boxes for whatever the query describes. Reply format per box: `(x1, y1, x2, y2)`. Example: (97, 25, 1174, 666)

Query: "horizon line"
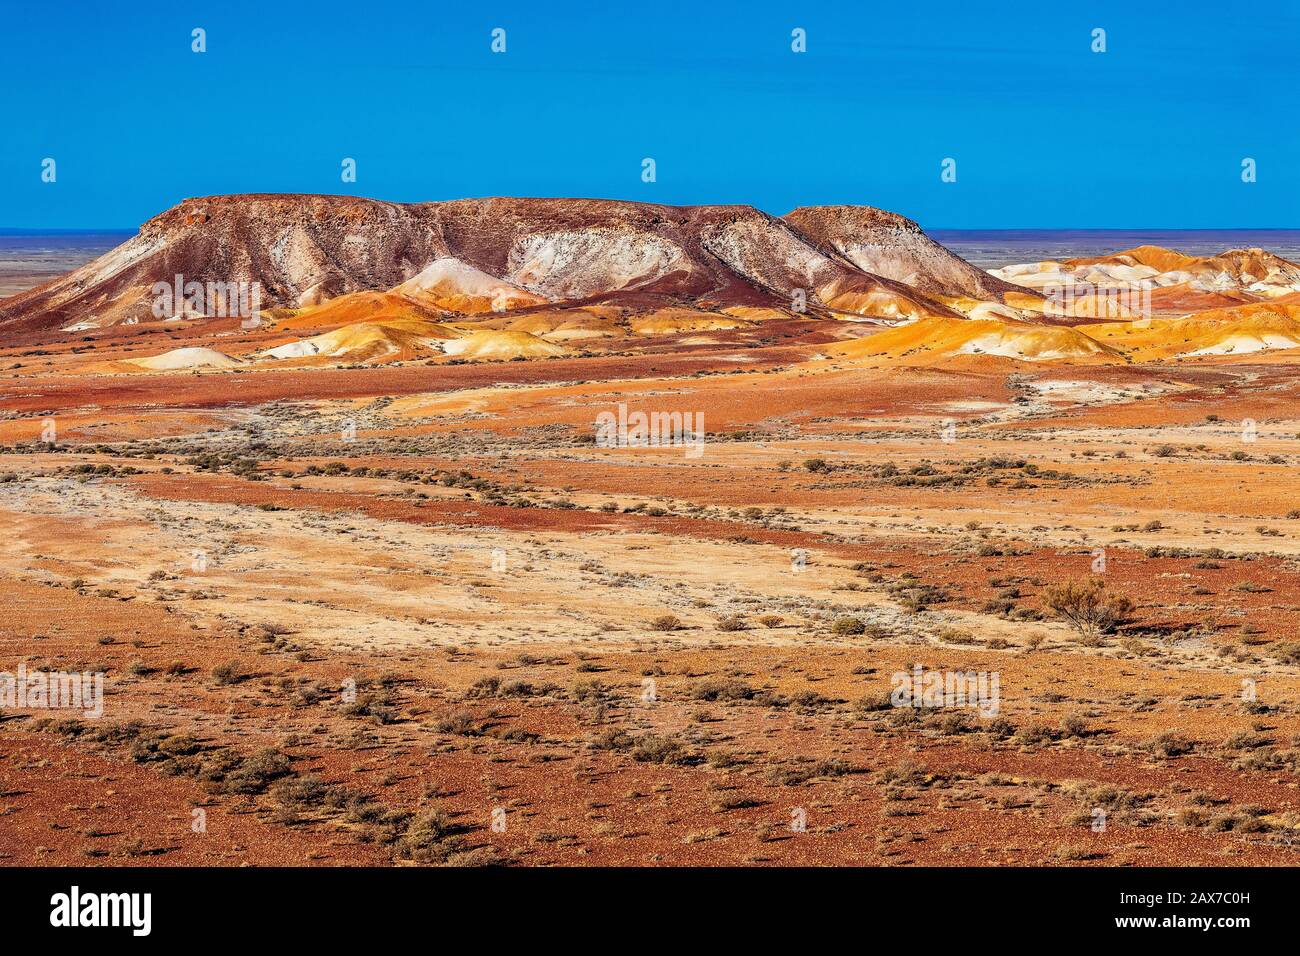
(5, 225, 1300, 235)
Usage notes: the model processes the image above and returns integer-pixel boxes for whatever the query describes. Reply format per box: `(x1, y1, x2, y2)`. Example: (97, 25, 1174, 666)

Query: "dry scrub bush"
(1040, 577, 1134, 643)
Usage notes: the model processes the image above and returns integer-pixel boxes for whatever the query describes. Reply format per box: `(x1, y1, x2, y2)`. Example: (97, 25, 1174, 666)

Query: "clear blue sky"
(2, 0, 1295, 229)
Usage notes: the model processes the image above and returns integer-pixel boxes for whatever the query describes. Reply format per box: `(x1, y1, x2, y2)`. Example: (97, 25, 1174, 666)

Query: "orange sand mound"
(1068, 246, 1300, 295)
(260, 317, 460, 363)
(1147, 283, 1258, 313)
(1081, 302, 1300, 360)
(1002, 291, 1052, 312)
(629, 309, 754, 336)
(817, 278, 948, 323)
(502, 307, 625, 342)
(719, 305, 792, 322)
(272, 291, 450, 332)
(440, 330, 571, 361)
(1070, 244, 1201, 274)
(829, 315, 1123, 365)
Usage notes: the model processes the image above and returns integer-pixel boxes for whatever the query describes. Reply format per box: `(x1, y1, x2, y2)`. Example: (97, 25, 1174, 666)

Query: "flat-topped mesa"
(0, 194, 1007, 334)
(342, 196, 962, 320)
(783, 205, 1031, 303)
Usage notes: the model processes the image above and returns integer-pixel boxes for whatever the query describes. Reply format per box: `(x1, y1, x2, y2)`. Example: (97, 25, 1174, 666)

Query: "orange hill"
(1080, 302, 1300, 360)
(259, 317, 460, 364)
(829, 316, 1124, 365)
(271, 291, 451, 332)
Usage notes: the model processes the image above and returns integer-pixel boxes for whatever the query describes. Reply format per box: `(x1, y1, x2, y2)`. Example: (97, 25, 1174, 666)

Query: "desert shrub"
(1223, 730, 1271, 750)
(394, 807, 457, 862)
(464, 676, 501, 698)
(501, 679, 546, 697)
(273, 774, 341, 809)
(790, 690, 835, 709)
(650, 614, 682, 632)
(1015, 723, 1059, 746)
(50, 717, 86, 737)
(1040, 577, 1134, 642)
(888, 581, 949, 613)
(934, 711, 973, 735)
(435, 710, 485, 736)
(91, 721, 145, 745)
(691, 679, 755, 702)
(571, 679, 608, 703)
(855, 693, 893, 714)
(938, 628, 977, 645)
(876, 760, 929, 787)
(985, 717, 1016, 738)
(590, 728, 635, 751)
(156, 734, 201, 757)
(1144, 732, 1194, 758)
(1269, 642, 1300, 664)
(211, 660, 248, 685)
(831, 616, 865, 636)
(220, 748, 292, 795)
(1060, 714, 1088, 738)
(343, 689, 399, 724)
(630, 733, 690, 765)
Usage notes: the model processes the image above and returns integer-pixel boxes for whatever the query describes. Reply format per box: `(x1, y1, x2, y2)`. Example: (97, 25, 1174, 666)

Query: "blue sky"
(2, 0, 1296, 229)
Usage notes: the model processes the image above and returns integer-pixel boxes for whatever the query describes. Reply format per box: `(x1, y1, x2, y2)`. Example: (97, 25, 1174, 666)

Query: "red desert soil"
(4, 218, 1300, 865)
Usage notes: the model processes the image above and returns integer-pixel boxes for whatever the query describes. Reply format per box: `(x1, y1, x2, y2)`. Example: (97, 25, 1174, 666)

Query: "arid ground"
(3, 309, 1300, 866)
(4, 196, 1300, 867)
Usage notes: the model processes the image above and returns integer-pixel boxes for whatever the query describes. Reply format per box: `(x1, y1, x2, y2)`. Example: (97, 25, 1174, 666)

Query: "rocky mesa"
(0, 194, 1019, 334)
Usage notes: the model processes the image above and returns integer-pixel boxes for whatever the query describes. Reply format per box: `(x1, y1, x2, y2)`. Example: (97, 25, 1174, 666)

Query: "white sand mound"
(125, 347, 244, 370)
(396, 258, 545, 313)
(1184, 332, 1300, 356)
(61, 318, 104, 332)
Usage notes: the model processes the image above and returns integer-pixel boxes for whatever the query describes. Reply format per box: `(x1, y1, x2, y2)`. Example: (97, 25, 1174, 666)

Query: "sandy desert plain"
(2, 194, 1300, 867)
